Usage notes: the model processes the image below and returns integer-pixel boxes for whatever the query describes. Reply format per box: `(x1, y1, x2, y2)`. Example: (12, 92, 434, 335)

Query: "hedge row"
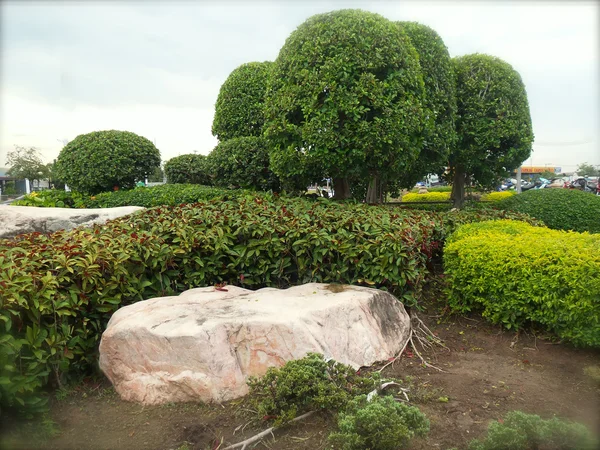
(496, 188, 600, 233)
(12, 185, 238, 209)
(0, 194, 540, 413)
(444, 220, 600, 347)
(402, 192, 451, 202)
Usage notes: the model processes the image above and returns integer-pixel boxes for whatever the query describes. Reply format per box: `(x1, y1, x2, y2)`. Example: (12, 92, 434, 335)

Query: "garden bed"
(2, 275, 598, 450)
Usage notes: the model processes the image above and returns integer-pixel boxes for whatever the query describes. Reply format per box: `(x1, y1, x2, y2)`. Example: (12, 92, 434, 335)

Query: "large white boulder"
(99, 283, 411, 405)
(0, 205, 144, 239)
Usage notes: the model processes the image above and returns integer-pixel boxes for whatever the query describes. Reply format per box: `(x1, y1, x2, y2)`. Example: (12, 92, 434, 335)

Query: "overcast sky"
(1, 1, 598, 172)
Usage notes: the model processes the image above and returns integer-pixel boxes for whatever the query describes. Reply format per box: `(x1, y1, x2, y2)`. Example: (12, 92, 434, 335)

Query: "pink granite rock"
(99, 283, 410, 405)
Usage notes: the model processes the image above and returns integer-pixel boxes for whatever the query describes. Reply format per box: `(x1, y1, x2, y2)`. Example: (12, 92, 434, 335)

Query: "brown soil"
(2, 280, 599, 450)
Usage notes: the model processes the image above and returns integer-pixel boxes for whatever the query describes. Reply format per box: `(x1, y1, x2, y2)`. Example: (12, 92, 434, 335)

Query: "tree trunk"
(332, 177, 350, 200)
(365, 175, 383, 204)
(451, 169, 466, 209)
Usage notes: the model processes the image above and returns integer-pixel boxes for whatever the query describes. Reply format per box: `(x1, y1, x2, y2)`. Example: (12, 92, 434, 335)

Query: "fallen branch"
(379, 311, 448, 373)
(222, 410, 316, 450)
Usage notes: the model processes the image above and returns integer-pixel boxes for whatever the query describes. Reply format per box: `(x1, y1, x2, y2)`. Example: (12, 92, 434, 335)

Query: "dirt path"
(2, 298, 599, 450)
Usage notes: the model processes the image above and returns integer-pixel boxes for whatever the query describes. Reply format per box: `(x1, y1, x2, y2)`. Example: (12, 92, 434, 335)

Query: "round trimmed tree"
(212, 61, 273, 141)
(55, 130, 161, 194)
(397, 21, 457, 187)
(164, 154, 211, 185)
(451, 54, 534, 208)
(263, 9, 427, 201)
(206, 136, 280, 192)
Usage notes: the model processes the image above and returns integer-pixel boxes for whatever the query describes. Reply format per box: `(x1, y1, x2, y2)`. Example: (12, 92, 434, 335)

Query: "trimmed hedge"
(402, 192, 451, 203)
(496, 188, 600, 233)
(444, 220, 600, 347)
(480, 191, 515, 202)
(164, 154, 211, 185)
(0, 193, 542, 413)
(12, 185, 237, 209)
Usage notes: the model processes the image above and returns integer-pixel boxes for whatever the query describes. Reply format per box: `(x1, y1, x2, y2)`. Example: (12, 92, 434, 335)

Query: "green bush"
(164, 154, 211, 185)
(54, 130, 161, 195)
(0, 194, 542, 414)
(247, 353, 380, 426)
(468, 410, 598, 450)
(480, 191, 515, 202)
(402, 192, 451, 203)
(0, 195, 447, 413)
(12, 190, 83, 208)
(329, 394, 429, 450)
(496, 188, 600, 233)
(444, 220, 600, 346)
(206, 136, 280, 192)
(212, 61, 273, 141)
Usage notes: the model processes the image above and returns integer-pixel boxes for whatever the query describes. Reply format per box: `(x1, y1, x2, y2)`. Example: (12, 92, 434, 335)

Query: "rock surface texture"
(0, 205, 144, 239)
(99, 283, 411, 405)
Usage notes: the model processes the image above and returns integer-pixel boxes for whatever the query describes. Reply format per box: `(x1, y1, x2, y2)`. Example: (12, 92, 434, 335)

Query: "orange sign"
(519, 166, 555, 174)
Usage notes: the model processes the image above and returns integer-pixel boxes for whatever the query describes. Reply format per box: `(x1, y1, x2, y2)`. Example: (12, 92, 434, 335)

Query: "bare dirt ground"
(2, 277, 599, 450)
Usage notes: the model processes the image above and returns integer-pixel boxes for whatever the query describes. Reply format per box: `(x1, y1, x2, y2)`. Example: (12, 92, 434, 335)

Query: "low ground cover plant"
(444, 220, 600, 347)
(0, 192, 541, 414)
(468, 410, 598, 450)
(329, 394, 430, 450)
(496, 188, 600, 233)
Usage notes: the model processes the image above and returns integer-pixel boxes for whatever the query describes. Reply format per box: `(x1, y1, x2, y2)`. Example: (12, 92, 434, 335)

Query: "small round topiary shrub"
(328, 394, 430, 450)
(55, 130, 161, 194)
(206, 136, 280, 192)
(496, 188, 600, 233)
(164, 154, 211, 185)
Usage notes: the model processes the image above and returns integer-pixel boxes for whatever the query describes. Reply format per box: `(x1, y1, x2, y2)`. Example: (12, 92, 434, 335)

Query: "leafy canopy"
(55, 130, 161, 194)
(5, 146, 49, 183)
(397, 21, 457, 186)
(164, 154, 211, 185)
(451, 54, 534, 189)
(264, 9, 427, 191)
(206, 136, 280, 192)
(212, 61, 273, 141)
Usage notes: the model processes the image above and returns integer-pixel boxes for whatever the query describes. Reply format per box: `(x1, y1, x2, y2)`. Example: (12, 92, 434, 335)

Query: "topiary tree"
(206, 136, 280, 192)
(164, 154, 211, 185)
(55, 130, 161, 194)
(397, 21, 457, 187)
(263, 9, 427, 202)
(212, 61, 273, 141)
(450, 54, 534, 208)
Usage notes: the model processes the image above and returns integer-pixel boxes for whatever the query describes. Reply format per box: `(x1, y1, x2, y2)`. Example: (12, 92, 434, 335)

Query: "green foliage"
(206, 136, 280, 191)
(576, 162, 599, 177)
(54, 130, 161, 195)
(397, 22, 456, 186)
(468, 410, 598, 450)
(496, 188, 600, 233)
(0, 193, 541, 414)
(264, 9, 427, 194)
(444, 220, 600, 347)
(247, 353, 380, 426)
(12, 190, 82, 208)
(5, 146, 49, 184)
(11, 185, 233, 208)
(212, 61, 273, 141)
(329, 394, 429, 450)
(402, 192, 451, 203)
(164, 154, 211, 185)
(451, 54, 534, 196)
(480, 191, 515, 202)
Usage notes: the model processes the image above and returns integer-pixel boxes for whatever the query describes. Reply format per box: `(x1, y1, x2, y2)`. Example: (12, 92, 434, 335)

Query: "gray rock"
(0, 205, 144, 239)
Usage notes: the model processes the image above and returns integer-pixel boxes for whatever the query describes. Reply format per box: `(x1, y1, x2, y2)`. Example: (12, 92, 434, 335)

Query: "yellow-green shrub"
(480, 191, 515, 202)
(444, 220, 600, 347)
(402, 192, 451, 202)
